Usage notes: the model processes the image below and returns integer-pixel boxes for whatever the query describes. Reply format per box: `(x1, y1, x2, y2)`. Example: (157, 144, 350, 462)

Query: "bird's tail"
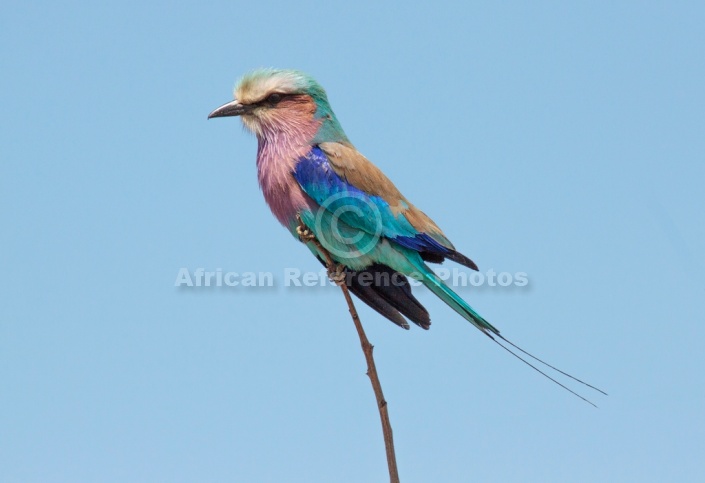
(412, 262, 500, 335)
(411, 259, 607, 406)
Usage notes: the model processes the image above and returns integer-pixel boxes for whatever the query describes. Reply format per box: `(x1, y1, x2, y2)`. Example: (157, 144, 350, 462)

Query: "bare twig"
(297, 217, 400, 483)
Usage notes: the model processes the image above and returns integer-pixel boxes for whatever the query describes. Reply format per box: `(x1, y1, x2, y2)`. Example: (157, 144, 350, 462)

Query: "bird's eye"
(266, 93, 283, 105)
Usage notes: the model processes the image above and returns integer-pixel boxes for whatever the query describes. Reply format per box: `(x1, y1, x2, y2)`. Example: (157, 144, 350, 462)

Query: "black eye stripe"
(266, 93, 283, 104)
(249, 92, 292, 108)
(256, 92, 289, 107)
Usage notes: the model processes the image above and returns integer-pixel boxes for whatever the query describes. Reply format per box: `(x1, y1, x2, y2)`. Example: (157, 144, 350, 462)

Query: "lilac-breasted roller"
(208, 69, 604, 403)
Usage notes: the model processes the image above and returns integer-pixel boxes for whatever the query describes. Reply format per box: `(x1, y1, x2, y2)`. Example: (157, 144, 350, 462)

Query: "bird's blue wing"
(293, 146, 452, 257)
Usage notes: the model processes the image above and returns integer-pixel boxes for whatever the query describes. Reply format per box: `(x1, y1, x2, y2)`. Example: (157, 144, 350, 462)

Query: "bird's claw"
(328, 263, 347, 286)
(296, 224, 316, 242)
(296, 216, 316, 242)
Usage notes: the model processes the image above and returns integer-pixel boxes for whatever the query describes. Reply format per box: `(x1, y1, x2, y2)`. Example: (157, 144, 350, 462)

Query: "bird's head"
(208, 68, 349, 144)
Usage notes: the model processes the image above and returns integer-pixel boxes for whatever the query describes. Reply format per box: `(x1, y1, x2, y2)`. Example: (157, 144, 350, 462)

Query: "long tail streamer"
(484, 332, 607, 407)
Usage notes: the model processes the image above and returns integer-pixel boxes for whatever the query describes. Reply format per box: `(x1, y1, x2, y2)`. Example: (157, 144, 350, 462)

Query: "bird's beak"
(208, 99, 250, 119)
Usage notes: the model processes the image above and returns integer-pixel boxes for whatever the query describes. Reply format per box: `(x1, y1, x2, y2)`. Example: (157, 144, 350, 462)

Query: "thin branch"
(297, 218, 400, 483)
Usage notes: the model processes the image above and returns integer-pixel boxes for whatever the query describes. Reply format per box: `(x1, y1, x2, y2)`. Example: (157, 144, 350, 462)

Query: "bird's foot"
(296, 216, 316, 242)
(328, 263, 347, 286)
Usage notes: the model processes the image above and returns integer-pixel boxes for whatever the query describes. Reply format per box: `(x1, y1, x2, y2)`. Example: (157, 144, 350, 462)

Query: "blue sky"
(2, 1, 704, 482)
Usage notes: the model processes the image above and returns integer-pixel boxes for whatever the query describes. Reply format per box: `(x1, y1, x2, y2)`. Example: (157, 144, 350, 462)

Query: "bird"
(209, 68, 605, 404)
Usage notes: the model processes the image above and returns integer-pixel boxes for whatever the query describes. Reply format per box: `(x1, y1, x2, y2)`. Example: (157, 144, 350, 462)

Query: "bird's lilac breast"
(256, 139, 316, 228)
